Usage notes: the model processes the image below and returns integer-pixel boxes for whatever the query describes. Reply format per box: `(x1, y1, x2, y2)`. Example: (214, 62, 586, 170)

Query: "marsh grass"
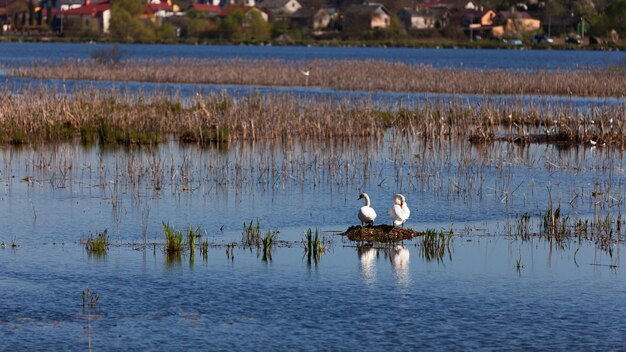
(81, 287, 99, 308)
(242, 220, 261, 249)
(1, 88, 625, 148)
(420, 229, 454, 262)
(261, 229, 278, 262)
(10, 58, 626, 97)
(85, 229, 109, 255)
(304, 227, 326, 265)
(514, 209, 623, 255)
(162, 222, 184, 254)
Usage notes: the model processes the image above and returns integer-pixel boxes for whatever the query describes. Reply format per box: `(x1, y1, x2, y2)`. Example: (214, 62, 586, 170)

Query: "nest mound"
(339, 225, 422, 242)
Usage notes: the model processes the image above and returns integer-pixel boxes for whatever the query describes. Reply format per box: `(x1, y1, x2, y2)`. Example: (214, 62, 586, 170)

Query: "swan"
(388, 193, 410, 226)
(357, 192, 377, 226)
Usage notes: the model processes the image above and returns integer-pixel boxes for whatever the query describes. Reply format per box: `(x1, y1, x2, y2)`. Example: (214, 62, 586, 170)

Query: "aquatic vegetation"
(9, 58, 626, 97)
(187, 226, 201, 256)
(512, 209, 624, 255)
(201, 238, 209, 260)
(242, 220, 261, 249)
(81, 287, 100, 308)
(84, 229, 109, 255)
(419, 229, 454, 263)
(162, 222, 184, 254)
(304, 227, 328, 266)
(0, 88, 625, 148)
(261, 229, 278, 262)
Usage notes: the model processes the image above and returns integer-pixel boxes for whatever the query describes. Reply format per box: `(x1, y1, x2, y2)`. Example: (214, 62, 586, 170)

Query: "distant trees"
(590, 0, 626, 37)
(110, 0, 157, 42)
(219, 9, 271, 41)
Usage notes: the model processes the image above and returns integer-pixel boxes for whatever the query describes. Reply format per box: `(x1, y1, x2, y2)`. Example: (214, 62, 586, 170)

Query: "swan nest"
(339, 225, 422, 242)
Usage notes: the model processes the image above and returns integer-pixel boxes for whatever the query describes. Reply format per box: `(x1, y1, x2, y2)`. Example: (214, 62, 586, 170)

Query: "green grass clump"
(304, 227, 326, 265)
(261, 229, 278, 261)
(85, 229, 109, 255)
(242, 220, 261, 248)
(163, 222, 184, 254)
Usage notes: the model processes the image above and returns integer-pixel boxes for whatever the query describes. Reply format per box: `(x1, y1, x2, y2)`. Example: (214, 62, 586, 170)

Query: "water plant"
(187, 226, 201, 256)
(162, 222, 184, 254)
(85, 229, 109, 255)
(304, 227, 326, 265)
(261, 229, 278, 262)
(9, 58, 626, 97)
(81, 287, 100, 308)
(420, 229, 454, 262)
(242, 220, 261, 249)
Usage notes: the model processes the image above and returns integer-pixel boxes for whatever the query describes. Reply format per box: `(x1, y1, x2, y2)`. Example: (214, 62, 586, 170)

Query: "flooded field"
(1, 44, 626, 349)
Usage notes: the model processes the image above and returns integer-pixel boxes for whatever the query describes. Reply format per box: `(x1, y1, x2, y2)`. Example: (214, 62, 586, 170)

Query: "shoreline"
(1, 35, 624, 51)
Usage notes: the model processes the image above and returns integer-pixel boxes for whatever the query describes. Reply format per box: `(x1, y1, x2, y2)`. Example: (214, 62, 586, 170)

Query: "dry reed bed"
(8, 58, 626, 97)
(1, 88, 625, 147)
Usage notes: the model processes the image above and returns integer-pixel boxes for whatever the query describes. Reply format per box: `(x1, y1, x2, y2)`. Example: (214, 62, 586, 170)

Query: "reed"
(419, 229, 454, 262)
(85, 229, 109, 255)
(81, 287, 99, 308)
(162, 222, 184, 254)
(261, 229, 278, 262)
(9, 58, 626, 97)
(512, 209, 623, 254)
(0, 88, 624, 148)
(242, 219, 261, 248)
(304, 227, 326, 265)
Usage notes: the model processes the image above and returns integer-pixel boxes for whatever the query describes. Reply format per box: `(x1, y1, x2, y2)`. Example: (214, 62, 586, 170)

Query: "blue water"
(2, 43, 626, 349)
(0, 42, 624, 69)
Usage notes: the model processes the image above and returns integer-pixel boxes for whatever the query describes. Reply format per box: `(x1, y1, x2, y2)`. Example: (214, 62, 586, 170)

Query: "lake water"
(1, 134, 625, 349)
(0, 42, 625, 69)
(1, 44, 626, 350)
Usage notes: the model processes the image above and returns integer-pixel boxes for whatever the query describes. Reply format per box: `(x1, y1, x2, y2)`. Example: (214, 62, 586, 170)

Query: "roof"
(191, 4, 221, 12)
(345, 3, 390, 17)
(258, 0, 293, 10)
(60, 2, 110, 16)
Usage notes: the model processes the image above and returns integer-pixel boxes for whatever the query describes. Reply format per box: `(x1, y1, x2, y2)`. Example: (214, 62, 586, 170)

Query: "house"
(290, 6, 340, 33)
(312, 7, 339, 31)
(143, 0, 180, 19)
(222, 0, 256, 7)
(258, 0, 301, 21)
(463, 9, 496, 28)
(492, 10, 540, 37)
(58, 1, 111, 34)
(398, 7, 448, 29)
(343, 2, 391, 32)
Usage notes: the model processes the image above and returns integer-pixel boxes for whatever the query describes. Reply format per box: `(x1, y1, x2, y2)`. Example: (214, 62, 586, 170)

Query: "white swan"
(357, 192, 377, 226)
(388, 193, 410, 226)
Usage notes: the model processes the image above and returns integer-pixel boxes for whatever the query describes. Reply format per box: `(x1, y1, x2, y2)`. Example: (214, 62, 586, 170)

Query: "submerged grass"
(9, 58, 626, 97)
